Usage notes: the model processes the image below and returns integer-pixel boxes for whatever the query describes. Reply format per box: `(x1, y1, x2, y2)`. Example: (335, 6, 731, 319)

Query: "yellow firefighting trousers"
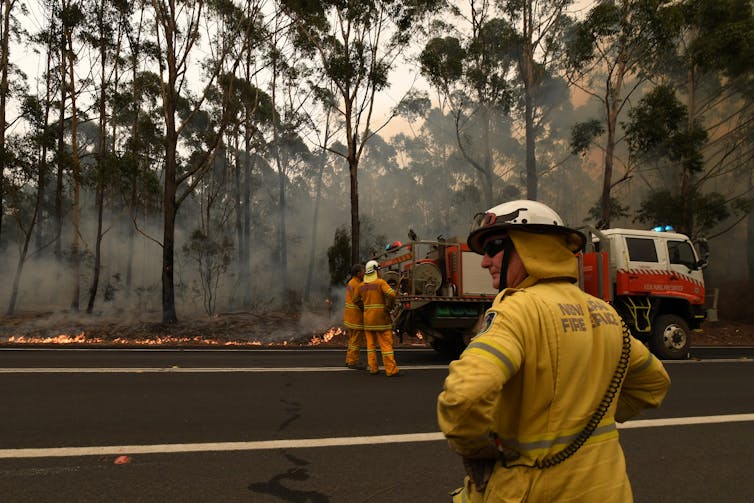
(365, 329, 399, 376)
(345, 328, 364, 366)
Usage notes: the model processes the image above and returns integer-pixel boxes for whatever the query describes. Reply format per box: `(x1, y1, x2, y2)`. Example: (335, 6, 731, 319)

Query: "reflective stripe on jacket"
(343, 276, 363, 330)
(355, 279, 396, 331)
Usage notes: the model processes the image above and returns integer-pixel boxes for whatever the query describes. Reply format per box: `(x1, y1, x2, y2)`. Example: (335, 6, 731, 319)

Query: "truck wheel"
(429, 334, 465, 360)
(650, 314, 690, 360)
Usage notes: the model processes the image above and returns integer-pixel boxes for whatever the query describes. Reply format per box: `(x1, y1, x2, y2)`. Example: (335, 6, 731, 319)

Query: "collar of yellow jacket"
(508, 229, 578, 283)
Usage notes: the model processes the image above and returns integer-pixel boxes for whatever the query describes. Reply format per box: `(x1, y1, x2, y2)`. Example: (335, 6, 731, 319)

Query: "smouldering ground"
(0, 311, 751, 347)
(0, 310, 428, 348)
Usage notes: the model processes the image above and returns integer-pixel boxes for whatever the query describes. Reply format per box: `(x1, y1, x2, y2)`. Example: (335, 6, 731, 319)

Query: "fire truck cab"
(582, 227, 708, 359)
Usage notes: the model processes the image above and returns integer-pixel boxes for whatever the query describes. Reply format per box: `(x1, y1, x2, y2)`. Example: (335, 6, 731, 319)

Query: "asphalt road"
(1, 347, 752, 502)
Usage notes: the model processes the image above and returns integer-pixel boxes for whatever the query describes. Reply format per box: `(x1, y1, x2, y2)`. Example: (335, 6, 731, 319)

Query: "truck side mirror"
(695, 238, 709, 270)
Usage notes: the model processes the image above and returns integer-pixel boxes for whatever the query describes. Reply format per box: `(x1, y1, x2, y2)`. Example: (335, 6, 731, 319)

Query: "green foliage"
(570, 119, 604, 156)
(683, 0, 754, 79)
(394, 90, 432, 121)
(587, 197, 629, 227)
(327, 225, 352, 286)
(635, 189, 729, 237)
(624, 84, 707, 173)
(182, 229, 234, 316)
(420, 37, 465, 90)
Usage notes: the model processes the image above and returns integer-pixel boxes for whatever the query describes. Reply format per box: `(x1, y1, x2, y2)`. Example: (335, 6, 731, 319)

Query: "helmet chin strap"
(498, 240, 515, 293)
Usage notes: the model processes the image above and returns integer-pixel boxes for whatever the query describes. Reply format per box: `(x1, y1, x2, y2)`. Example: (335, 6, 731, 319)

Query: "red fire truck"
(374, 227, 709, 360)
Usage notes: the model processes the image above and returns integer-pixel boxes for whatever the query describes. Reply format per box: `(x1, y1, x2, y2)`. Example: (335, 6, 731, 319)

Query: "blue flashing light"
(652, 225, 674, 232)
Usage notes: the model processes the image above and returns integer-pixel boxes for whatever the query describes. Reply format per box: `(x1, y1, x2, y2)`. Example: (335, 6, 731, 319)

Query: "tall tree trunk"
(125, 14, 143, 298)
(748, 169, 754, 283)
(35, 36, 54, 251)
(269, 52, 289, 297)
(156, 0, 179, 324)
(0, 0, 15, 245)
(521, 5, 537, 201)
(241, 136, 253, 307)
(349, 155, 360, 266)
(523, 93, 537, 201)
(232, 126, 243, 308)
(599, 47, 627, 229)
(481, 106, 493, 207)
(87, 9, 108, 314)
(55, 17, 67, 261)
(600, 97, 619, 229)
(66, 28, 81, 311)
(680, 63, 697, 236)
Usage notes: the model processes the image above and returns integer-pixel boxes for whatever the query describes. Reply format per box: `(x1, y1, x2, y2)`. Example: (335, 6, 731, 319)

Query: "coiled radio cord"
(501, 320, 632, 469)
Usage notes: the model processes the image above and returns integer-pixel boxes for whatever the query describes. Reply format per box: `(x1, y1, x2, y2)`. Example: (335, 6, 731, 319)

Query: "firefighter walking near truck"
(437, 200, 671, 502)
(343, 263, 366, 370)
(356, 260, 400, 376)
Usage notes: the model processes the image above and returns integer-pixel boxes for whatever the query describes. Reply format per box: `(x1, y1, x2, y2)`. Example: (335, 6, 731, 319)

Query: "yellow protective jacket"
(437, 230, 670, 502)
(343, 276, 364, 330)
(355, 279, 396, 331)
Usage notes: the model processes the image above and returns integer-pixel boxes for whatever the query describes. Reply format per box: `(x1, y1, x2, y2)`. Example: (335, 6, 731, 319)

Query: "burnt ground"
(0, 310, 752, 348)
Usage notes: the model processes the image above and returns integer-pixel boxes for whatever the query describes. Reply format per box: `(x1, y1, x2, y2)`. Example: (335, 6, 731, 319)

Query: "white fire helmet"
(467, 200, 586, 254)
(364, 260, 381, 283)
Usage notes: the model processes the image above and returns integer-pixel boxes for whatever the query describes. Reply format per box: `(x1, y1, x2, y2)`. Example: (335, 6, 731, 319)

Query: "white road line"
(0, 365, 445, 373)
(617, 413, 754, 428)
(2, 358, 753, 373)
(1, 414, 752, 460)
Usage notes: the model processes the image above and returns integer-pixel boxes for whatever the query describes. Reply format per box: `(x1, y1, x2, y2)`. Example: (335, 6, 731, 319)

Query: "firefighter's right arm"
(615, 337, 671, 423)
(437, 302, 525, 457)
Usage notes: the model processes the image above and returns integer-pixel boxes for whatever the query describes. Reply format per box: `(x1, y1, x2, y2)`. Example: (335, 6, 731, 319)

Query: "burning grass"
(0, 311, 426, 348)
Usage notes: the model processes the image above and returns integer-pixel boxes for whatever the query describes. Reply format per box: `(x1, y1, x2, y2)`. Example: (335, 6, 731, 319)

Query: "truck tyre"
(650, 314, 690, 360)
(427, 329, 465, 360)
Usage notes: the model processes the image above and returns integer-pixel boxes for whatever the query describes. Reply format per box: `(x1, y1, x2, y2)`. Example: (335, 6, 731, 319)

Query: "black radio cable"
(501, 320, 632, 469)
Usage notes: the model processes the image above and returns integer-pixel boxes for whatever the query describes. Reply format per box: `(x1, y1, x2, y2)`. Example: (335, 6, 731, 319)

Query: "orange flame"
(309, 326, 344, 345)
(7, 327, 352, 347)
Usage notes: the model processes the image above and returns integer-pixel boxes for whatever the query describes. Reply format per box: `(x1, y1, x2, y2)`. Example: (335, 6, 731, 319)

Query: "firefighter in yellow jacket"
(355, 260, 399, 376)
(437, 200, 671, 502)
(343, 263, 366, 369)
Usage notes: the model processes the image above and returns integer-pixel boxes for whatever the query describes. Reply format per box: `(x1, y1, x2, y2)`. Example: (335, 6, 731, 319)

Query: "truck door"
(617, 236, 661, 295)
(665, 238, 705, 301)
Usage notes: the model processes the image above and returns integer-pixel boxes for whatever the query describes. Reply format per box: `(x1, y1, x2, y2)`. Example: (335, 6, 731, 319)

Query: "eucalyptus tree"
(50, 0, 68, 260)
(392, 94, 487, 235)
(566, 0, 682, 228)
(623, 0, 754, 238)
(224, 77, 273, 308)
(222, 0, 269, 308)
(61, 0, 86, 310)
(498, 0, 575, 201)
(28, 13, 58, 253)
(6, 103, 44, 315)
(420, 9, 517, 209)
(0, 0, 24, 246)
(303, 84, 337, 303)
(81, 0, 130, 313)
(115, 0, 160, 296)
(179, 100, 235, 316)
(264, 12, 316, 299)
(149, 0, 256, 323)
(279, 0, 443, 265)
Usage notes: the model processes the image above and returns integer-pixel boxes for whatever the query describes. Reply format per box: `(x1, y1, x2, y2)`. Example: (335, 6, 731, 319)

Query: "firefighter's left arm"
(615, 337, 671, 422)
